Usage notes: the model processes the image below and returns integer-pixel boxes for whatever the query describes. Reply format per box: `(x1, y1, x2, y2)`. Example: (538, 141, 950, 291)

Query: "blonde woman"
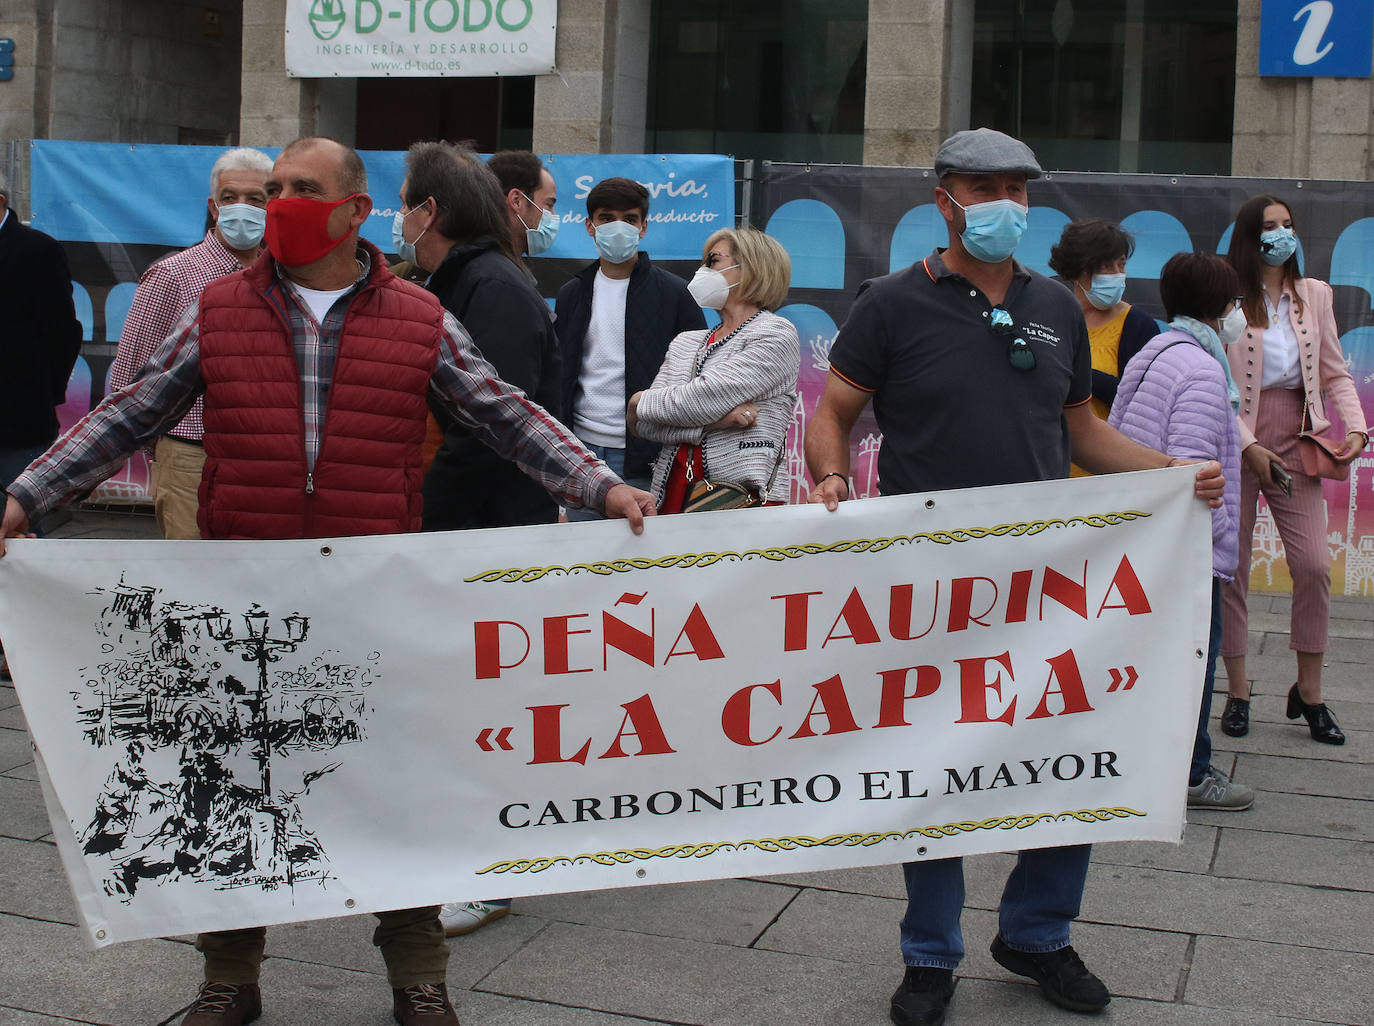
(628, 228, 798, 513)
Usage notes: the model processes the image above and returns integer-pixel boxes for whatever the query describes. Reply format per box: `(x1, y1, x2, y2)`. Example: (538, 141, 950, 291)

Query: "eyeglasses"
(989, 306, 1035, 371)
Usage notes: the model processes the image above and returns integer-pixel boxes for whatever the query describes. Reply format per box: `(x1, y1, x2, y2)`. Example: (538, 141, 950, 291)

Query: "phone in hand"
(1270, 460, 1293, 498)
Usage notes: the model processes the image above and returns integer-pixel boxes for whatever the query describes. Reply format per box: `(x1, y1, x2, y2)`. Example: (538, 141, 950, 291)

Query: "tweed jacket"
(1226, 277, 1367, 450)
(635, 310, 799, 504)
(1110, 329, 1241, 580)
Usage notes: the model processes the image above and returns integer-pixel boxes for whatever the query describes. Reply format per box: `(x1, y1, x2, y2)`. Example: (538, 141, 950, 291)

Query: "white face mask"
(687, 264, 739, 310)
(519, 195, 559, 256)
(1218, 305, 1248, 347)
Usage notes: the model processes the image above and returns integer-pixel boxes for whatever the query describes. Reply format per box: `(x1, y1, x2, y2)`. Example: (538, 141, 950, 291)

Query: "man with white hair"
(107, 146, 273, 537)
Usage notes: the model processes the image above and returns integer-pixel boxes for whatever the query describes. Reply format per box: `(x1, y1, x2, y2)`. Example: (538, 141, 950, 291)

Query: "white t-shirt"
(573, 270, 631, 447)
(290, 281, 353, 326)
(1261, 292, 1302, 390)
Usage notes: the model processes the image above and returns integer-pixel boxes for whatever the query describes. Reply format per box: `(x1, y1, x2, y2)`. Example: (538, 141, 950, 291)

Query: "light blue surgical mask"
(949, 195, 1028, 263)
(215, 202, 267, 251)
(391, 202, 428, 266)
(1259, 227, 1297, 266)
(1081, 271, 1126, 311)
(520, 194, 559, 256)
(593, 220, 641, 264)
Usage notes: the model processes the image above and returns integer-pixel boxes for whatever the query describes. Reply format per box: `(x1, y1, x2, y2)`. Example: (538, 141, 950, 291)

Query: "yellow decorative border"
(475, 807, 1145, 876)
(465, 511, 1150, 583)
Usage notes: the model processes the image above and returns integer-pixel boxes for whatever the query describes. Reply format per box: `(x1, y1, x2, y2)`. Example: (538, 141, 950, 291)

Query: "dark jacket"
(198, 245, 442, 540)
(422, 237, 562, 530)
(0, 212, 83, 448)
(555, 253, 706, 480)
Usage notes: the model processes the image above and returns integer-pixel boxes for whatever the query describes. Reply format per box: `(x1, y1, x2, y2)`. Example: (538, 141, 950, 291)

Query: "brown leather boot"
(180, 982, 262, 1025)
(392, 982, 459, 1024)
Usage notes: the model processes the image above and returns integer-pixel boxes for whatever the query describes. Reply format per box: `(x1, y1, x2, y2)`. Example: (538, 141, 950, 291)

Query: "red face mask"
(263, 193, 360, 267)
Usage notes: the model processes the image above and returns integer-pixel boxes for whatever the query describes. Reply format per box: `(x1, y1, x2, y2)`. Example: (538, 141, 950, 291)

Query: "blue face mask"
(1082, 271, 1126, 311)
(520, 194, 559, 256)
(391, 203, 428, 266)
(1260, 227, 1297, 266)
(949, 196, 1028, 263)
(593, 220, 641, 264)
(215, 202, 266, 251)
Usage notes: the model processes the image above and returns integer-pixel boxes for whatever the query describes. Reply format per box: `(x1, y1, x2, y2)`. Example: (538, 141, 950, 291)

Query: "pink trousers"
(1221, 388, 1331, 656)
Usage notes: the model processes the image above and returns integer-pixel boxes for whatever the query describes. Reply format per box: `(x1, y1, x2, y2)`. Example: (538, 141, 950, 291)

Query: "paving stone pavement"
(1, 509, 1369, 1025)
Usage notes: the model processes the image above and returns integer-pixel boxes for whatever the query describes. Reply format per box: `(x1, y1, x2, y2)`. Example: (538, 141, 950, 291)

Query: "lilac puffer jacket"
(1109, 329, 1241, 580)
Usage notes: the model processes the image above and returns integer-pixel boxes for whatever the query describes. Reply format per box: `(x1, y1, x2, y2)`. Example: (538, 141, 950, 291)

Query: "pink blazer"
(1226, 277, 1367, 449)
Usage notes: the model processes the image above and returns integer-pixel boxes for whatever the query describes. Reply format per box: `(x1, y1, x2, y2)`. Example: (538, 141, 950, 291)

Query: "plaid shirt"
(10, 248, 618, 522)
(107, 230, 244, 442)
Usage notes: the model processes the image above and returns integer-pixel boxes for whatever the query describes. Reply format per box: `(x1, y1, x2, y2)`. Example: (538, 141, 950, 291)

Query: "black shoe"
(890, 966, 956, 1026)
(990, 936, 1110, 1013)
(1219, 696, 1250, 737)
(1286, 683, 1345, 745)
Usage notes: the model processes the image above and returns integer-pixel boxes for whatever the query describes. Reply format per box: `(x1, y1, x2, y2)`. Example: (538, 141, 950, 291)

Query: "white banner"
(285, 0, 557, 78)
(0, 469, 1210, 947)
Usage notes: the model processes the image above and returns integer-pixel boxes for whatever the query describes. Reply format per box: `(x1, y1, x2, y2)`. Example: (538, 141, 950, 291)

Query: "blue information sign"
(1259, 0, 1374, 77)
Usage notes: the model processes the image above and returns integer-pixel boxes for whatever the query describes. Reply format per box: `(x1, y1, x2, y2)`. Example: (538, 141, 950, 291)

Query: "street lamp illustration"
(214, 605, 309, 799)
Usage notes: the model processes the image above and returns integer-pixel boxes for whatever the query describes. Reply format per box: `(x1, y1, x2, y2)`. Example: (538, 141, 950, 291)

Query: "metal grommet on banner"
(635, 868, 647, 878)
(345, 898, 356, 909)
(320, 546, 333, 557)
(916, 846, 928, 856)
(925, 499, 935, 509)
(1195, 649, 1204, 659)
(96, 929, 106, 940)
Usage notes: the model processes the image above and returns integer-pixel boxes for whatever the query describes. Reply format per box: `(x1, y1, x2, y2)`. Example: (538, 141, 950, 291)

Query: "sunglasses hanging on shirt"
(989, 306, 1036, 371)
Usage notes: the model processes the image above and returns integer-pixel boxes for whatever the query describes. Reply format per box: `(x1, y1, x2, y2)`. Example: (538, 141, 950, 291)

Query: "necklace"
(695, 309, 763, 374)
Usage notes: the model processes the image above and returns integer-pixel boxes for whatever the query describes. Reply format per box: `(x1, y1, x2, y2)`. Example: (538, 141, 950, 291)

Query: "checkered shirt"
(107, 230, 245, 442)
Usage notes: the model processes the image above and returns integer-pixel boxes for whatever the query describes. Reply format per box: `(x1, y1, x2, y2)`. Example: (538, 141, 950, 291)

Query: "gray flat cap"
(934, 128, 1042, 179)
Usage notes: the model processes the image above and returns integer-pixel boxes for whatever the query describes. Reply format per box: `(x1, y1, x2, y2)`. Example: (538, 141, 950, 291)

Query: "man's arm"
(1066, 402, 1224, 506)
(429, 312, 652, 531)
(2, 304, 207, 535)
(804, 372, 872, 510)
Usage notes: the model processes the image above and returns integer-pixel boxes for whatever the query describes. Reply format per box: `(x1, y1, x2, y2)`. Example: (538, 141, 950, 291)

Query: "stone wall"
(240, 0, 355, 148)
(1231, 0, 1374, 180)
(531, 0, 648, 154)
(46, 0, 241, 143)
(861, 0, 958, 168)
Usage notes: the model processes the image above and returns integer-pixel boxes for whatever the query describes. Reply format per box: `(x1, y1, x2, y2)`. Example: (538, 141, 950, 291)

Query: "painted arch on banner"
(0, 469, 1209, 947)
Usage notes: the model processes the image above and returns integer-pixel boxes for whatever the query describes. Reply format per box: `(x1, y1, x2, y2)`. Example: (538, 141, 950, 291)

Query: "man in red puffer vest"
(1, 137, 654, 1026)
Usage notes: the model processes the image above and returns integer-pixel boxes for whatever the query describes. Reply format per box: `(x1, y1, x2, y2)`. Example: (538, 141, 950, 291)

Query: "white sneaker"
(1187, 765, 1255, 811)
(440, 900, 511, 937)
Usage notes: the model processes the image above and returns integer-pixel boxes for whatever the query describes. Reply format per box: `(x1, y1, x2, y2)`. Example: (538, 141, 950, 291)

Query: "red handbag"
(1297, 395, 1350, 482)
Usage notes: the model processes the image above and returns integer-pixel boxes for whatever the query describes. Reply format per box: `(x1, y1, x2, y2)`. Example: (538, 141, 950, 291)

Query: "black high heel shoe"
(1286, 683, 1345, 745)
(1220, 696, 1250, 737)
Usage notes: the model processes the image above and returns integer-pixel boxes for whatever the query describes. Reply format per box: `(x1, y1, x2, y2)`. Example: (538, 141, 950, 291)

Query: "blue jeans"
(564, 443, 650, 522)
(1189, 578, 1223, 786)
(900, 845, 1092, 968)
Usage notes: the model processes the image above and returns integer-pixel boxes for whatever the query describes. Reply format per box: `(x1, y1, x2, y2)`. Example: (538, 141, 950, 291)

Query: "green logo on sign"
(308, 0, 346, 41)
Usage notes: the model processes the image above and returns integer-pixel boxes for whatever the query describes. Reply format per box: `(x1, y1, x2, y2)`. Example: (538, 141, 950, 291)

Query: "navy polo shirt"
(828, 249, 1091, 495)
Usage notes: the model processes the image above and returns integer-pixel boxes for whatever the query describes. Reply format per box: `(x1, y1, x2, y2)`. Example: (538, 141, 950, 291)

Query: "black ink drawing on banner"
(71, 576, 379, 901)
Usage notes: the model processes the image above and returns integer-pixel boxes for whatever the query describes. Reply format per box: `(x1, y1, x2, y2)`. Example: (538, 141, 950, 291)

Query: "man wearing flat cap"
(805, 128, 1224, 1025)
